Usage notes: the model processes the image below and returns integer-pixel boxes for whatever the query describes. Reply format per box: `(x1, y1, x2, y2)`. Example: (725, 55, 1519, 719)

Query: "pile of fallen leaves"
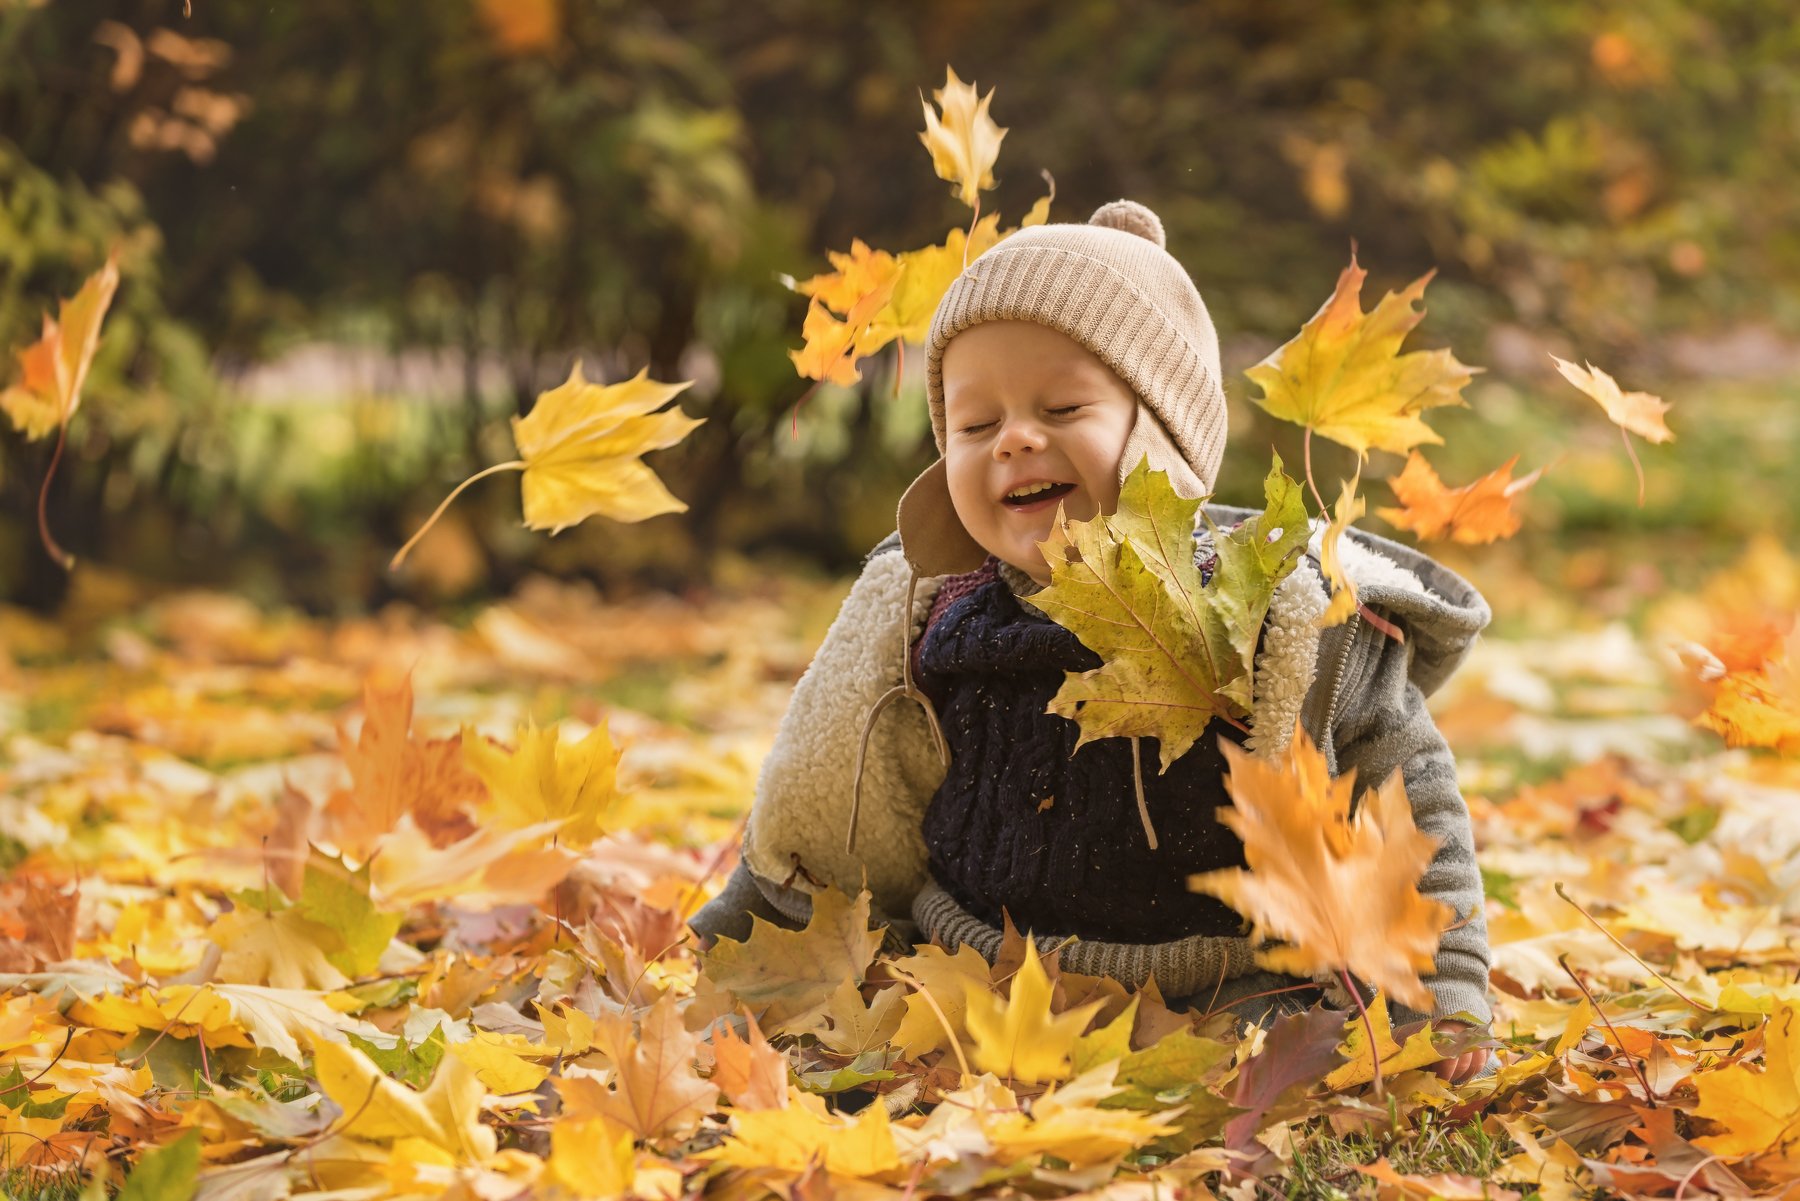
(0, 537, 1798, 1200)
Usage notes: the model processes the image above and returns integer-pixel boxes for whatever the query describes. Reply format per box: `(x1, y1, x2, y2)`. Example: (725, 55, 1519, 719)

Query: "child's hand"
(1429, 1018, 1489, 1084)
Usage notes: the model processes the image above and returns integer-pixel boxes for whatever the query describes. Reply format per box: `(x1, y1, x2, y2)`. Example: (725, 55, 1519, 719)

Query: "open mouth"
(1000, 481, 1076, 512)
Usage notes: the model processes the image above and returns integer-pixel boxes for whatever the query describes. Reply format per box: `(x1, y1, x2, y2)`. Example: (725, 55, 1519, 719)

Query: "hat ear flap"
(1117, 401, 1209, 501)
(898, 458, 990, 576)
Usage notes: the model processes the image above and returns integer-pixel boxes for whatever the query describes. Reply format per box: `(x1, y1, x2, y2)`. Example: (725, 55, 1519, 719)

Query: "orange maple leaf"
(566, 992, 720, 1138)
(1188, 726, 1451, 1014)
(709, 1013, 789, 1112)
(1376, 451, 1543, 545)
(2, 251, 122, 569)
(322, 671, 483, 857)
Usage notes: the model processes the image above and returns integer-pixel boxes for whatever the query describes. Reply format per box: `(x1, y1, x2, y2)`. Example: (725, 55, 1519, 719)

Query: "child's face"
(941, 321, 1139, 583)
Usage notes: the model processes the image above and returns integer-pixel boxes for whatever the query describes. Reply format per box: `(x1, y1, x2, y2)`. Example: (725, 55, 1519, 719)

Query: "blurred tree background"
(3, 0, 1797, 613)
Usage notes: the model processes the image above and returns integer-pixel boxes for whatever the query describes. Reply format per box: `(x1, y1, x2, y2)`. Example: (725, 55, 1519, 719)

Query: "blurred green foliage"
(0, 0, 1796, 608)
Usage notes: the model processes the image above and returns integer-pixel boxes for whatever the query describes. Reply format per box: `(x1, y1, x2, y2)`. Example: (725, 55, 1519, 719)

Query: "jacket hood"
(1203, 503, 1491, 700)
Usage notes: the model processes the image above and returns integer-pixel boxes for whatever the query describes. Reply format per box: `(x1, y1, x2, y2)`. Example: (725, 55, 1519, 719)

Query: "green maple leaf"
(1024, 455, 1308, 771)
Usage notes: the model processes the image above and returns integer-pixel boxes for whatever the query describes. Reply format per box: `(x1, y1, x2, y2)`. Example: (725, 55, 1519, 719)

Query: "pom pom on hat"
(1089, 199, 1165, 248)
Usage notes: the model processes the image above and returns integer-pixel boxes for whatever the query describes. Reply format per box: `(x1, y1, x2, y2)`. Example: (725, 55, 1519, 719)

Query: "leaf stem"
(1621, 424, 1646, 508)
(963, 195, 981, 270)
(37, 419, 74, 571)
(1556, 951, 1656, 1106)
(1130, 737, 1158, 850)
(389, 459, 525, 570)
(1341, 966, 1384, 1098)
(1303, 427, 1329, 517)
(1553, 881, 1711, 1011)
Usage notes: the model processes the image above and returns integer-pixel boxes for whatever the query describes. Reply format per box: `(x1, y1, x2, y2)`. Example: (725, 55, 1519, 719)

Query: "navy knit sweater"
(914, 560, 1253, 944)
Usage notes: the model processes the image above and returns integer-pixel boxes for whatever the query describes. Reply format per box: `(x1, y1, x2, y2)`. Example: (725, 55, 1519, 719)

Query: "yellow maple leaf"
(1692, 1002, 1800, 1160)
(1696, 621, 1800, 754)
(1317, 473, 1366, 629)
(889, 942, 993, 1060)
(208, 905, 351, 991)
(1550, 354, 1673, 506)
(1, 251, 120, 441)
(1322, 994, 1448, 1089)
(918, 66, 1006, 208)
(1245, 250, 1478, 457)
(961, 940, 1104, 1084)
(1188, 726, 1451, 1015)
(549, 1114, 636, 1197)
(462, 717, 623, 848)
(312, 1039, 498, 1163)
(708, 1087, 902, 1178)
(391, 362, 701, 567)
(1376, 451, 1543, 545)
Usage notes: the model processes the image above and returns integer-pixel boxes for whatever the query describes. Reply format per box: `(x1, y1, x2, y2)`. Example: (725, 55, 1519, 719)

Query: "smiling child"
(692, 200, 1498, 1083)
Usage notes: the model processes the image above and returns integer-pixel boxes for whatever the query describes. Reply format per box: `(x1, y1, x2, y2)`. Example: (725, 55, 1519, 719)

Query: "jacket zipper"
(1316, 608, 1363, 765)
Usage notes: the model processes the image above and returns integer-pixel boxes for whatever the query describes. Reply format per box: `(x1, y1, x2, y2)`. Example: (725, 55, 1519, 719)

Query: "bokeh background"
(4, 0, 1798, 620)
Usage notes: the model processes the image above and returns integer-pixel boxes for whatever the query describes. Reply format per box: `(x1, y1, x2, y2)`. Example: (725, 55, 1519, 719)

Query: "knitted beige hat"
(897, 199, 1230, 576)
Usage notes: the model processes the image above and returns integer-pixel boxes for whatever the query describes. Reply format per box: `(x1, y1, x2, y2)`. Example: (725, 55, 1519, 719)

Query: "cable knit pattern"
(913, 563, 1255, 944)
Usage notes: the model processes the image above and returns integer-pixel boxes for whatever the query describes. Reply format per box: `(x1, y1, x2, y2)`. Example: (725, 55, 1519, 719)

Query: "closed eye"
(956, 420, 997, 436)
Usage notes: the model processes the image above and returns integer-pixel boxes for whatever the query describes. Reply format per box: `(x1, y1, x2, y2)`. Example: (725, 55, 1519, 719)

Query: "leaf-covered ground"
(2, 546, 1798, 1201)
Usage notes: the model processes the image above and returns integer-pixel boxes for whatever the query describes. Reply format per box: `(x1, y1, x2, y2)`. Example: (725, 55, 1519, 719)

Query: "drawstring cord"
(1130, 736, 1159, 849)
(847, 568, 949, 854)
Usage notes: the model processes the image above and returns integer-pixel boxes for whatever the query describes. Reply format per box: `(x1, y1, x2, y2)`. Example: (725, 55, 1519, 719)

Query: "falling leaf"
(1245, 249, 1478, 457)
(1376, 451, 1542, 544)
(392, 362, 701, 567)
(1316, 473, 1366, 629)
(1188, 726, 1451, 1015)
(1, 252, 121, 441)
(917, 66, 1006, 208)
(1, 251, 122, 570)
(462, 717, 623, 848)
(1551, 354, 1673, 506)
(1025, 455, 1307, 769)
(1550, 355, 1673, 446)
(961, 940, 1104, 1084)
(698, 888, 883, 1034)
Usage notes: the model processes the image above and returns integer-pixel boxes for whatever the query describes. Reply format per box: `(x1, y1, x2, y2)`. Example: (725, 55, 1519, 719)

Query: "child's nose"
(992, 417, 1048, 459)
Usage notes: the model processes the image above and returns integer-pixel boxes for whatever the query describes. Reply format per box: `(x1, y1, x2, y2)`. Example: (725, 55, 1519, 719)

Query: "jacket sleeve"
(687, 545, 946, 951)
(1331, 633, 1495, 1029)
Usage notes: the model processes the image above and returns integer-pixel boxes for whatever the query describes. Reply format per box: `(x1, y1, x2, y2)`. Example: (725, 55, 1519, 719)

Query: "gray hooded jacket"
(691, 508, 1497, 1053)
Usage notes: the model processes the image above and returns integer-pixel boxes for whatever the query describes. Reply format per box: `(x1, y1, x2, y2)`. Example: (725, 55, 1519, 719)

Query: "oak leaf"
(462, 717, 623, 848)
(1025, 455, 1307, 770)
(961, 940, 1103, 1084)
(392, 362, 701, 567)
(1188, 726, 1451, 1015)
(1245, 250, 1478, 457)
(1376, 451, 1542, 545)
(918, 66, 1005, 207)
